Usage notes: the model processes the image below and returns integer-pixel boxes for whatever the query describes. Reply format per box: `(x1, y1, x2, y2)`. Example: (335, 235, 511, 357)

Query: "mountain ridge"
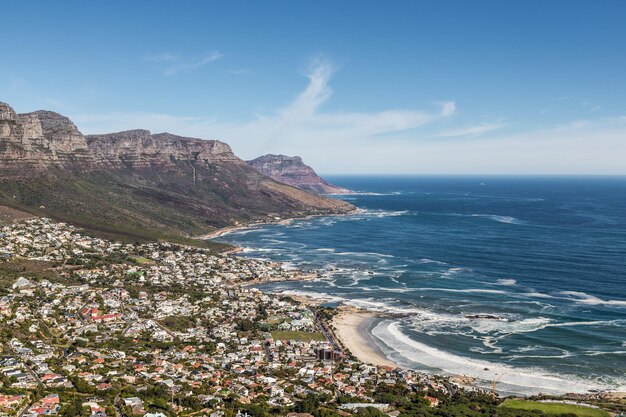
(247, 153, 350, 194)
(0, 101, 354, 247)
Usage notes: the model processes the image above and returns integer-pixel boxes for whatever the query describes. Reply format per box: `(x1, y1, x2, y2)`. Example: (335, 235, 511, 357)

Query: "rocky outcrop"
(0, 102, 20, 138)
(1, 104, 96, 176)
(1, 101, 243, 177)
(86, 130, 239, 169)
(247, 154, 350, 194)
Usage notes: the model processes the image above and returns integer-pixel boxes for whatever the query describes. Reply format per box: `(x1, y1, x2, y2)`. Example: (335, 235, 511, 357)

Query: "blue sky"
(2, 0, 626, 174)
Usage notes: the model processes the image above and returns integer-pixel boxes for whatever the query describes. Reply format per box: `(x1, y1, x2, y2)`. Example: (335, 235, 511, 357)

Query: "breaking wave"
(559, 291, 626, 308)
(371, 320, 615, 395)
(496, 279, 517, 286)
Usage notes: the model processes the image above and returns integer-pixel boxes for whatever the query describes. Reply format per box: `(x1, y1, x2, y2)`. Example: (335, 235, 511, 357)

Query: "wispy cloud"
(435, 121, 506, 138)
(226, 56, 455, 146)
(74, 55, 458, 175)
(145, 51, 223, 75)
(70, 60, 626, 174)
(74, 56, 456, 167)
(279, 56, 334, 122)
(554, 96, 602, 113)
(580, 100, 602, 113)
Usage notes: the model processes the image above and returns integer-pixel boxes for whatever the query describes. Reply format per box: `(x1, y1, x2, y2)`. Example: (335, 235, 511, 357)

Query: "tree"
(356, 407, 386, 417)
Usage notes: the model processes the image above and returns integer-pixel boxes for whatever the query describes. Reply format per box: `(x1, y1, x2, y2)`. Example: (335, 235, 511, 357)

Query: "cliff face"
(247, 154, 350, 194)
(0, 104, 95, 176)
(0, 101, 353, 243)
(0, 101, 241, 176)
(86, 130, 239, 169)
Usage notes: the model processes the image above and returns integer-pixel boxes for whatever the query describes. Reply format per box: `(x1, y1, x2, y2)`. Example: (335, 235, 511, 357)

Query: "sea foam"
(559, 291, 626, 307)
(371, 320, 611, 395)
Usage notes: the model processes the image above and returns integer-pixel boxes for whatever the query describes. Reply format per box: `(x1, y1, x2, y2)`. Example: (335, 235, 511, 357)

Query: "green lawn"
(271, 331, 326, 341)
(132, 256, 154, 264)
(500, 399, 609, 417)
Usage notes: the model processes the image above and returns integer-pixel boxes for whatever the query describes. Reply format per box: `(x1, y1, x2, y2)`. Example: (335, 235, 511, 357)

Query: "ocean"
(213, 176, 626, 395)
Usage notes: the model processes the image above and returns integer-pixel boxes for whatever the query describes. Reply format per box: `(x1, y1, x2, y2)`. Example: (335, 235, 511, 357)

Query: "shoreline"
(195, 207, 360, 241)
(331, 307, 400, 369)
(204, 211, 625, 399)
(232, 260, 626, 399)
(329, 307, 624, 398)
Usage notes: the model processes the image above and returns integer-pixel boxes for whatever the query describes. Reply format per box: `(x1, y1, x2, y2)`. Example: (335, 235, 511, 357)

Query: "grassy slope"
(0, 161, 352, 249)
(0, 204, 35, 225)
(500, 400, 609, 417)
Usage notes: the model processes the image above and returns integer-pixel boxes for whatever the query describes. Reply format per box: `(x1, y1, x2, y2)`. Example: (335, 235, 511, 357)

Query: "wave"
(547, 319, 626, 328)
(259, 232, 285, 238)
(371, 320, 612, 395)
(505, 344, 574, 360)
(559, 291, 626, 307)
(405, 310, 552, 337)
(260, 238, 288, 244)
(334, 251, 395, 258)
(354, 208, 413, 218)
(343, 298, 425, 315)
(511, 345, 569, 354)
(280, 262, 299, 271)
(338, 191, 403, 196)
(507, 353, 575, 360)
(496, 279, 517, 286)
(404, 305, 626, 335)
(263, 280, 626, 393)
(438, 212, 524, 224)
(468, 194, 545, 203)
(417, 287, 510, 295)
(470, 214, 523, 224)
(243, 247, 280, 253)
(416, 258, 448, 265)
(525, 291, 557, 299)
(583, 350, 626, 357)
(441, 267, 467, 277)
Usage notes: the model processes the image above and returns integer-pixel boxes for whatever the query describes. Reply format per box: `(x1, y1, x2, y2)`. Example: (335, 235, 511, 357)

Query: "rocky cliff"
(247, 154, 350, 194)
(0, 101, 353, 245)
(86, 130, 239, 169)
(0, 101, 241, 176)
(0, 104, 95, 176)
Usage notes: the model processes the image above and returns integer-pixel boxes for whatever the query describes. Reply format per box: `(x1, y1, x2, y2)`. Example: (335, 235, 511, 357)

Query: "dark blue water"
(215, 176, 626, 394)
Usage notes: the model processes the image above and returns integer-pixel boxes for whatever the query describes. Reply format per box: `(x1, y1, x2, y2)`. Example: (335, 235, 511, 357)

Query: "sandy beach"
(196, 209, 359, 241)
(331, 308, 400, 369)
(197, 225, 251, 240)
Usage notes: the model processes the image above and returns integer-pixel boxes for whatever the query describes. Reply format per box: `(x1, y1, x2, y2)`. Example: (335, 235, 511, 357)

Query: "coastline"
(195, 207, 359, 241)
(331, 307, 400, 369)
(201, 212, 405, 371)
(204, 213, 516, 393)
(221, 244, 626, 399)
(197, 225, 255, 240)
(201, 209, 625, 398)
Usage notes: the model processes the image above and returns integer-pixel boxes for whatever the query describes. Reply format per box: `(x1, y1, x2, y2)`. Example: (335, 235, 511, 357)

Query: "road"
(311, 308, 343, 353)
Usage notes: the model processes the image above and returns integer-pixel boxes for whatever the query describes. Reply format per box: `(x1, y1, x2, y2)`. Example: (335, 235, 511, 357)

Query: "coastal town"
(0, 218, 458, 417)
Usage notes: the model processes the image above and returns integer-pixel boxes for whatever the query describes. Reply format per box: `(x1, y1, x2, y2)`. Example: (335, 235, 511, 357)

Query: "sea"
(213, 176, 626, 395)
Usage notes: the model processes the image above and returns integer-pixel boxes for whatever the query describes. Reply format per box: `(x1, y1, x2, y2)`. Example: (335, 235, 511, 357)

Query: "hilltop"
(247, 154, 350, 195)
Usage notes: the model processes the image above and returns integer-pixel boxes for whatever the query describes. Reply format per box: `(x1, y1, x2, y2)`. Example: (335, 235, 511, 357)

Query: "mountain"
(0, 101, 354, 246)
(247, 154, 350, 194)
